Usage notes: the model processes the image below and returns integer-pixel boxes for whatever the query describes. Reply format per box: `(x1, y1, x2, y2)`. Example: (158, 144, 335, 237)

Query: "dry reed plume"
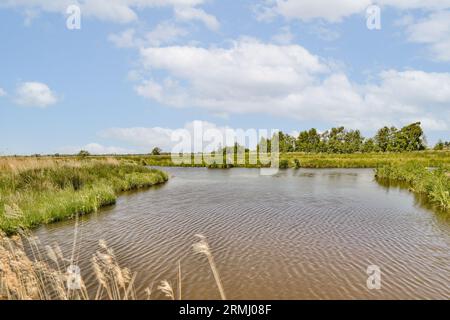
(0, 232, 225, 300)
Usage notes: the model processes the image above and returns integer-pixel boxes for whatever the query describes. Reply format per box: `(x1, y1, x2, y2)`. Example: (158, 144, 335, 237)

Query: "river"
(32, 168, 450, 299)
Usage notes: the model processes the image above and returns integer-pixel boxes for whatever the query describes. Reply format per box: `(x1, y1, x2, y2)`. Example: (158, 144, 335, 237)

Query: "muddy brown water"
(32, 168, 450, 299)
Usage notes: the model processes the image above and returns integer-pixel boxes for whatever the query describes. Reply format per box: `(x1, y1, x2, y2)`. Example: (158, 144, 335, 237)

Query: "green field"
(121, 150, 450, 169)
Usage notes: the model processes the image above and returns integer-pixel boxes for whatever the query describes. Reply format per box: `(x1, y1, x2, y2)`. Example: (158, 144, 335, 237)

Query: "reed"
(1, 232, 227, 300)
(192, 234, 227, 300)
(375, 162, 450, 212)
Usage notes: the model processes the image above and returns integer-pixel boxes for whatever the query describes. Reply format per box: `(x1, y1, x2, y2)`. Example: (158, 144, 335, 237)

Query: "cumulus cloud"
(101, 120, 269, 152)
(1, 0, 217, 25)
(404, 11, 450, 62)
(14, 82, 58, 108)
(258, 0, 450, 23)
(133, 39, 450, 131)
(101, 126, 175, 150)
(0, 88, 6, 97)
(174, 6, 220, 30)
(60, 143, 134, 155)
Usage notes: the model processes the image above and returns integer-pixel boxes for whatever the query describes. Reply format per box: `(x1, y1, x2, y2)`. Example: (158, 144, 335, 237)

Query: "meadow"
(122, 150, 450, 168)
(0, 157, 168, 235)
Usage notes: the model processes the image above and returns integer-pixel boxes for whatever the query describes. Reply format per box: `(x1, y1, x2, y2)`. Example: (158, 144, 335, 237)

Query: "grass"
(0, 157, 168, 235)
(375, 162, 450, 212)
(121, 150, 450, 169)
(0, 232, 223, 300)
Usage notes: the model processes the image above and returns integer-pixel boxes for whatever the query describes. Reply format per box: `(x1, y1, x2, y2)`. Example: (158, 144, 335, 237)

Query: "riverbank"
(375, 162, 450, 212)
(0, 158, 168, 234)
(124, 150, 450, 168)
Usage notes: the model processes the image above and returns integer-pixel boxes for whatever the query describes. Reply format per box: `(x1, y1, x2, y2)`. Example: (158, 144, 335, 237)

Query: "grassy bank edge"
(375, 162, 449, 212)
(0, 162, 169, 235)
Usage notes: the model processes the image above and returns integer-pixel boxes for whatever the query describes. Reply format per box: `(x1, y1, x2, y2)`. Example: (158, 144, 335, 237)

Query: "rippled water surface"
(33, 168, 450, 299)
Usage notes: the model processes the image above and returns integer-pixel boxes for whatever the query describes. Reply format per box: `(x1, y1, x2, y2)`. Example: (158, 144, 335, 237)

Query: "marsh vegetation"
(376, 162, 450, 211)
(0, 157, 168, 234)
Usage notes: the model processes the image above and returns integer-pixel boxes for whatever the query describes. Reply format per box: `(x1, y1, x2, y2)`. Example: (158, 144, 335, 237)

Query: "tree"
(434, 140, 445, 150)
(325, 126, 346, 153)
(362, 138, 377, 153)
(278, 131, 296, 152)
(344, 129, 363, 153)
(78, 150, 90, 157)
(296, 128, 321, 152)
(375, 126, 391, 152)
(151, 147, 162, 155)
(397, 122, 426, 151)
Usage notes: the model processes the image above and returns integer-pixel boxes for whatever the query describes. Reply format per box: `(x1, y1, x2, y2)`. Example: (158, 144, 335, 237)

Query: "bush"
(279, 160, 289, 169)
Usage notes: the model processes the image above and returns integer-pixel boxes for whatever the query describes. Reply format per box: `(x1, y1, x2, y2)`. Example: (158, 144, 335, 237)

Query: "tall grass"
(0, 157, 168, 234)
(375, 162, 450, 212)
(0, 232, 223, 300)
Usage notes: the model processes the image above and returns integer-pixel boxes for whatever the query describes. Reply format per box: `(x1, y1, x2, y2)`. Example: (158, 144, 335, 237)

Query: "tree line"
(257, 122, 447, 154)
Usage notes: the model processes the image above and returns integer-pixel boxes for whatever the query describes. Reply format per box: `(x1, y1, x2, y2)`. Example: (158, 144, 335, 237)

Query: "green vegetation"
(0, 158, 168, 234)
(375, 162, 450, 212)
(126, 150, 450, 169)
(151, 147, 162, 155)
(127, 122, 448, 169)
(434, 140, 450, 151)
(260, 122, 427, 153)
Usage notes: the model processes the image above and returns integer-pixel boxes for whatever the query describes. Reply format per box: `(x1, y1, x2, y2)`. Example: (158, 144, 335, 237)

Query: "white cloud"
(1, 0, 217, 25)
(108, 22, 187, 48)
(82, 0, 138, 23)
(264, 0, 371, 23)
(101, 126, 175, 150)
(60, 143, 134, 155)
(174, 6, 220, 30)
(101, 120, 268, 152)
(15, 82, 58, 108)
(404, 11, 450, 62)
(0, 88, 6, 97)
(259, 0, 450, 23)
(133, 39, 450, 131)
(146, 21, 188, 46)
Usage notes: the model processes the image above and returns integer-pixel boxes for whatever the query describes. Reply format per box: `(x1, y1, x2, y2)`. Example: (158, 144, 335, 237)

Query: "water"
(32, 168, 450, 299)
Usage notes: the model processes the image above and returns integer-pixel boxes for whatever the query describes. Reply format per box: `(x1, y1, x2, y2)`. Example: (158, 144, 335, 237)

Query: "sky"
(0, 0, 449, 155)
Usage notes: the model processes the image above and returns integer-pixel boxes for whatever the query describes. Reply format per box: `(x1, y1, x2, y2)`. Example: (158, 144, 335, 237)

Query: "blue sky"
(0, 0, 449, 155)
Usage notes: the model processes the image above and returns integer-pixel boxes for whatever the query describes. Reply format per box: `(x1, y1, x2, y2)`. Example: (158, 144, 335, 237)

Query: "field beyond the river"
(123, 150, 450, 168)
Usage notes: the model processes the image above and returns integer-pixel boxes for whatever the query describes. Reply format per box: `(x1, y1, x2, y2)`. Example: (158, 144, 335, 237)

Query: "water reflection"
(375, 177, 449, 218)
